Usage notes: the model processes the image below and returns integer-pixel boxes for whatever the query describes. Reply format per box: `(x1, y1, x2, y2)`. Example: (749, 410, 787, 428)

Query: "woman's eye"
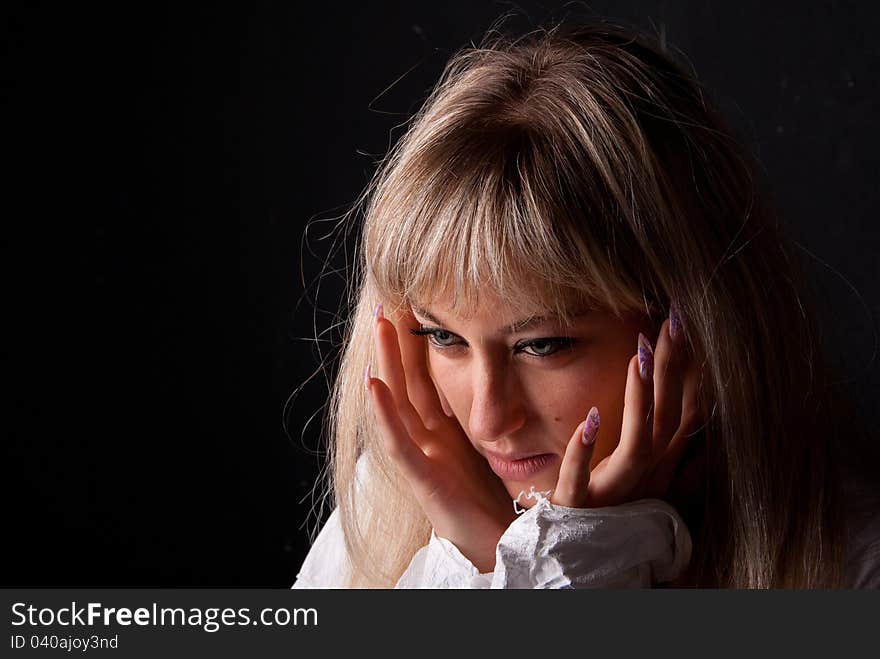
(426, 329, 458, 347)
(409, 327, 461, 348)
(517, 338, 573, 357)
(409, 327, 574, 358)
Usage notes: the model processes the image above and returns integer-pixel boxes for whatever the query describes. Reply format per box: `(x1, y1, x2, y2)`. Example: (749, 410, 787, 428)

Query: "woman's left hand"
(550, 315, 708, 509)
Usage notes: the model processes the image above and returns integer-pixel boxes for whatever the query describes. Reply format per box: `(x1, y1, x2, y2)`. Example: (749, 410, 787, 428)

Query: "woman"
(292, 19, 880, 588)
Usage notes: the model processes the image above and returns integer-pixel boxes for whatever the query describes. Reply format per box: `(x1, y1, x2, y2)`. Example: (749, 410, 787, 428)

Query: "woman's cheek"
(590, 375, 629, 466)
(434, 375, 455, 417)
(427, 355, 460, 418)
(540, 364, 627, 465)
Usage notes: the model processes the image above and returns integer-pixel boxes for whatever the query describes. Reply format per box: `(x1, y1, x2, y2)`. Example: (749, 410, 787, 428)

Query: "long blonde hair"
(315, 18, 852, 587)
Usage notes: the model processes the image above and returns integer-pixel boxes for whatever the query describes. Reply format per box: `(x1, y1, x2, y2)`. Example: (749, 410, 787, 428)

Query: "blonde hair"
(313, 19, 851, 587)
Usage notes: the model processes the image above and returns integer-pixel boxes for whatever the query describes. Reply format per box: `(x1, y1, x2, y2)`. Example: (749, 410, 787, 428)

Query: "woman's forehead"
(411, 300, 595, 335)
(409, 291, 597, 323)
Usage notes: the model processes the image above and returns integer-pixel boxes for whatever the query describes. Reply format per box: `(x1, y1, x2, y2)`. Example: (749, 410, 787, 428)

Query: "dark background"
(3, 1, 878, 586)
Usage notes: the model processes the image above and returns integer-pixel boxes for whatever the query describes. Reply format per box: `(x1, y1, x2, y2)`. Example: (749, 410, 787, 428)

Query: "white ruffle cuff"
(395, 493, 691, 589)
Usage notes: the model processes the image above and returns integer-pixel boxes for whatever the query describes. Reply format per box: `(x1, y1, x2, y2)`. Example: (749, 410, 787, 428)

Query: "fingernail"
(364, 363, 371, 391)
(372, 303, 383, 340)
(582, 406, 600, 447)
(669, 301, 682, 341)
(638, 333, 654, 382)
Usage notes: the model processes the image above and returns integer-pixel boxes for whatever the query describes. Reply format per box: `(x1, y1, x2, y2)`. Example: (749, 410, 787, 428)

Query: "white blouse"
(292, 456, 692, 589)
(292, 454, 880, 589)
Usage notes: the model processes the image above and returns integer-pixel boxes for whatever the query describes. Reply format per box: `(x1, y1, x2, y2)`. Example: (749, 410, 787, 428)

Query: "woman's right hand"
(365, 303, 518, 574)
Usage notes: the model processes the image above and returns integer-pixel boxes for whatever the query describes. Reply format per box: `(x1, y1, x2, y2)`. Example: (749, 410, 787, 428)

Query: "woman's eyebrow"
(411, 305, 589, 335)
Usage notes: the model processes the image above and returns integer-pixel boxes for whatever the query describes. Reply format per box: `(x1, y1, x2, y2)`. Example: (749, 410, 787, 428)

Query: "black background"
(4, 1, 878, 586)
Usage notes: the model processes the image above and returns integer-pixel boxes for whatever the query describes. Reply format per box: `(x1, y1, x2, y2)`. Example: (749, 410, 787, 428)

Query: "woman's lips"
(484, 451, 557, 480)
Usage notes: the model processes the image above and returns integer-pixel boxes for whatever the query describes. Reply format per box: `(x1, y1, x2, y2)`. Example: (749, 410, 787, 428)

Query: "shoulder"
(291, 506, 350, 588)
(293, 454, 368, 588)
(290, 453, 372, 589)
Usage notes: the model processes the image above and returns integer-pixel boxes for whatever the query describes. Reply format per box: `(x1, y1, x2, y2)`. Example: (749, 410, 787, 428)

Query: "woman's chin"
(506, 476, 557, 510)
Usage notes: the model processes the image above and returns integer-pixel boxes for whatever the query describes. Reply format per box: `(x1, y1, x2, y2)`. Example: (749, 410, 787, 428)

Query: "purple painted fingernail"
(372, 303, 383, 342)
(582, 406, 600, 447)
(669, 301, 682, 341)
(638, 333, 654, 382)
(364, 363, 371, 391)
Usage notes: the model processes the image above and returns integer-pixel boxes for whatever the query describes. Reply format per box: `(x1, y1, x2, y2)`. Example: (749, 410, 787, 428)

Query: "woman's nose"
(467, 363, 526, 443)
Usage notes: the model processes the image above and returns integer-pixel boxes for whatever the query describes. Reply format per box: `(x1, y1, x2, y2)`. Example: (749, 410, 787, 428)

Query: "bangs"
(364, 122, 649, 325)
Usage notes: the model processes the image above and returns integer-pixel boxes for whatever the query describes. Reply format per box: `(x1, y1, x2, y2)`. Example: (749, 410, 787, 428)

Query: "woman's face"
(411, 291, 656, 509)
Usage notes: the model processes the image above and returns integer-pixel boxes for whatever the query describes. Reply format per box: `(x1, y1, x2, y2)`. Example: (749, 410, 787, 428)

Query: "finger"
(366, 370, 431, 485)
(552, 407, 600, 508)
(389, 304, 448, 430)
(373, 305, 430, 440)
(373, 306, 408, 406)
(652, 317, 686, 458)
(646, 354, 709, 496)
(588, 337, 654, 501)
(619, 334, 655, 463)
